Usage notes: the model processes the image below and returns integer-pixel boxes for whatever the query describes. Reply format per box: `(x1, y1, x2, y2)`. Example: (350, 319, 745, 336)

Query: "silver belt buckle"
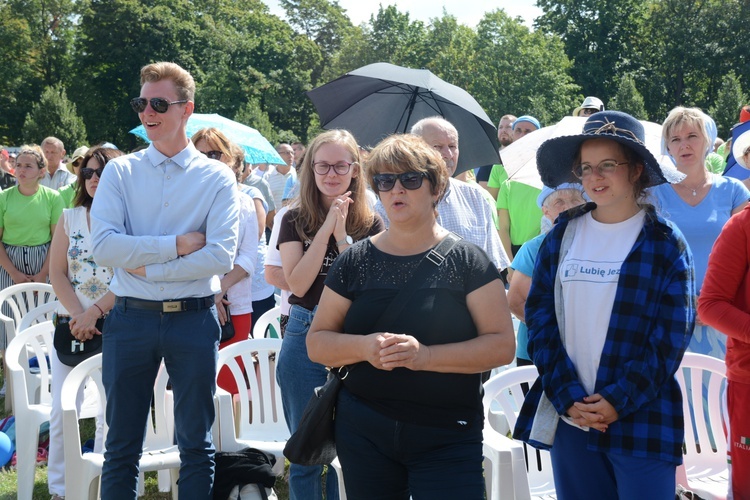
(162, 301, 182, 313)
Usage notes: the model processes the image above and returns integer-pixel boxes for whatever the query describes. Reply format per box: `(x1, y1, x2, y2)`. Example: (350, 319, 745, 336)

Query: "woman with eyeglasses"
(514, 111, 694, 498)
(191, 127, 261, 396)
(307, 134, 514, 499)
(652, 107, 749, 362)
(276, 129, 383, 500)
(47, 146, 122, 500)
(58, 146, 89, 207)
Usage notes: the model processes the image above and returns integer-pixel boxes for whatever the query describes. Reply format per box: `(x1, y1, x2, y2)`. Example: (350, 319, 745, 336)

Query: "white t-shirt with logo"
(560, 210, 645, 395)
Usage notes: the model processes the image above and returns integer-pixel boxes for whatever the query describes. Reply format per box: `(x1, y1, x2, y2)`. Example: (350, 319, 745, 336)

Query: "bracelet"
(93, 303, 105, 317)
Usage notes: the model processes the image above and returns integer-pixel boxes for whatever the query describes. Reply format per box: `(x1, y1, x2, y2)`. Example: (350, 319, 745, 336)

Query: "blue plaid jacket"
(513, 203, 695, 464)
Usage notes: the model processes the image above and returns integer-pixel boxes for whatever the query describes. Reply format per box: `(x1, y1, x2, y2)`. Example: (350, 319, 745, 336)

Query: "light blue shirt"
(510, 232, 545, 361)
(90, 142, 240, 300)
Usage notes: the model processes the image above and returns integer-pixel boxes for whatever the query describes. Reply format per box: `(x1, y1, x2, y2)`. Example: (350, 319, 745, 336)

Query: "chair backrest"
(216, 338, 288, 441)
(252, 306, 281, 339)
(483, 366, 556, 498)
(17, 301, 59, 333)
(6, 321, 55, 408)
(0, 283, 56, 346)
(675, 353, 728, 479)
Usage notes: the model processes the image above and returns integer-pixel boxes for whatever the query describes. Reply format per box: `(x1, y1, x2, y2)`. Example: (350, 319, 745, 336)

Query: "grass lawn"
(0, 370, 292, 499)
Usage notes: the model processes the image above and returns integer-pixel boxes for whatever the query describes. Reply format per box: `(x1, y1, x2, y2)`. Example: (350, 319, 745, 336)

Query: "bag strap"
(372, 231, 461, 332)
(334, 232, 461, 378)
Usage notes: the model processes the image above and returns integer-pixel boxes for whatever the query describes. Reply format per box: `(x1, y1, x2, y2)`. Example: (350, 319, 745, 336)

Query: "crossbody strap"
(372, 232, 462, 332)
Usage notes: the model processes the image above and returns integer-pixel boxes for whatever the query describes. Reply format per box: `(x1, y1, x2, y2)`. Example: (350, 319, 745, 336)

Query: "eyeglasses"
(572, 160, 629, 179)
(372, 172, 429, 192)
(130, 97, 188, 114)
(313, 161, 353, 175)
(579, 108, 598, 116)
(201, 150, 223, 160)
(72, 159, 82, 169)
(81, 167, 105, 179)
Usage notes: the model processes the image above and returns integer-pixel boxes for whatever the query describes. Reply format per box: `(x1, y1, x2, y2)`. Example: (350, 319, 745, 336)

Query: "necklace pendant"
(692, 189, 697, 196)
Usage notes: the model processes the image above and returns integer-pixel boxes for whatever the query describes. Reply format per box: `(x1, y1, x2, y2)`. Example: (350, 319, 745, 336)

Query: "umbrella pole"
(398, 88, 420, 133)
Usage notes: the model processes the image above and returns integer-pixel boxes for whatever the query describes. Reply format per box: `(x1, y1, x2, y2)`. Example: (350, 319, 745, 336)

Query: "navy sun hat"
(536, 110, 684, 188)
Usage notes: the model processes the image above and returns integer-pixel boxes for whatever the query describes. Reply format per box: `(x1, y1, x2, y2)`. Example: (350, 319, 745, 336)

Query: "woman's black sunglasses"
(130, 97, 188, 114)
(372, 172, 428, 192)
(81, 167, 104, 179)
(202, 150, 223, 160)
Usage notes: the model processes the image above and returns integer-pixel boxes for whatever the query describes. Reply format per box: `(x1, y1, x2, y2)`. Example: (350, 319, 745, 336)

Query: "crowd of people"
(0, 59, 748, 500)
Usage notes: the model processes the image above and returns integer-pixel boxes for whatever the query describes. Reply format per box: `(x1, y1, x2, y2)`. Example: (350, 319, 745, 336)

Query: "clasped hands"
(567, 394, 619, 432)
(68, 308, 102, 342)
(365, 332, 430, 371)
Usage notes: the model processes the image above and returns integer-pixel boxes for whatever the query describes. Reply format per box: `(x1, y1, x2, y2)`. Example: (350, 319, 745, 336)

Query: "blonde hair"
(191, 127, 244, 181)
(140, 62, 195, 102)
(17, 144, 47, 170)
(291, 129, 374, 242)
(366, 134, 449, 203)
(662, 106, 709, 158)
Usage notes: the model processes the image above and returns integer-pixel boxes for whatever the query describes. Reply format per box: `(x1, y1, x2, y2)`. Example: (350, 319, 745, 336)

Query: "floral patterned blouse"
(56, 206, 114, 314)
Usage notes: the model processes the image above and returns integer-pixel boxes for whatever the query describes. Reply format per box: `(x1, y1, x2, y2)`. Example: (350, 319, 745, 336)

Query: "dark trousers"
(335, 388, 485, 500)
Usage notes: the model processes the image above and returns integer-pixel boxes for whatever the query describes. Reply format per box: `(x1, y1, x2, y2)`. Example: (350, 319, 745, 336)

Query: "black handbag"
(53, 314, 105, 367)
(283, 232, 461, 466)
(220, 299, 235, 342)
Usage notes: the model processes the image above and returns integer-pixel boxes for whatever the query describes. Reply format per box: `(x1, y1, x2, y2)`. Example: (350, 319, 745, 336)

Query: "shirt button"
(164, 202, 169, 207)
(167, 175, 171, 180)
(163, 232, 167, 235)
(160, 287, 164, 291)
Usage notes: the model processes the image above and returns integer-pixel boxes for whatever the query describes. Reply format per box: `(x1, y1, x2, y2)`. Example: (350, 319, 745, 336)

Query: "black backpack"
(213, 448, 277, 500)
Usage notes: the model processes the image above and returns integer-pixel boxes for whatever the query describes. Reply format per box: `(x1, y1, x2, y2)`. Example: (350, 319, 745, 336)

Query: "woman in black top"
(308, 134, 515, 499)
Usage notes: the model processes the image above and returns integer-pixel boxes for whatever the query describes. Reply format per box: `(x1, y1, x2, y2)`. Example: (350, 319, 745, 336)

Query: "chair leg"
(14, 421, 39, 500)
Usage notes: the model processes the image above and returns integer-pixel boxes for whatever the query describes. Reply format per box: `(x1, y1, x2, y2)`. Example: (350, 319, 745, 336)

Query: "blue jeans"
(551, 421, 675, 499)
(335, 388, 485, 499)
(101, 300, 220, 500)
(276, 304, 338, 500)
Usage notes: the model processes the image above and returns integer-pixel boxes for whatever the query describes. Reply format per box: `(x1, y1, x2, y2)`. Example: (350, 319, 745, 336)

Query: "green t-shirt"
(487, 164, 508, 189)
(496, 179, 543, 246)
(0, 185, 64, 246)
(705, 152, 726, 175)
(58, 182, 77, 208)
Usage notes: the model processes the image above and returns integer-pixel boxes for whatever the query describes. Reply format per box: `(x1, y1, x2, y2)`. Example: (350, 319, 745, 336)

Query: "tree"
(471, 9, 580, 125)
(22, 84, 87, 147)
(709, 72, 747, 139)
(609, 74, 648, 120)
(0, 3, 35, 143)
(535, 0, 648, 102)
(234, 99, 278, 145)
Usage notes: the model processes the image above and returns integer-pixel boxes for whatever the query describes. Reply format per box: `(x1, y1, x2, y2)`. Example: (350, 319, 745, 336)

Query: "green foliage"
(709, 72, 748, 139)
(471, 9, 580, 125)
(609, 74, 648, 120)
(234, 99, 280, 145)
(22, 84, 87, 147)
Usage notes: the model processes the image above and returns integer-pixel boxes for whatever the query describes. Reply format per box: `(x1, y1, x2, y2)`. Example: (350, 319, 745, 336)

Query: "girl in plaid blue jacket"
(514, 111, 695, 499)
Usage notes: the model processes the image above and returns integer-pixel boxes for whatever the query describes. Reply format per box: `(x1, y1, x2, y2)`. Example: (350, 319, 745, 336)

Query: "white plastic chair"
(252, 306, 281, 339)
(17, 300, 59, 333)
(0, 283, 57, 411)
(216, 338, 289, 475)
(483, 365, 556, 499)
(6, 322, 54, 500)
(61, 355, 180, 500)
(675, 353, 729, 500)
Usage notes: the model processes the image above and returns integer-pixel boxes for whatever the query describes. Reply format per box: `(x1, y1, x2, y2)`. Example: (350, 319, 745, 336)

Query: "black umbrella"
(306, 62, 500, 174)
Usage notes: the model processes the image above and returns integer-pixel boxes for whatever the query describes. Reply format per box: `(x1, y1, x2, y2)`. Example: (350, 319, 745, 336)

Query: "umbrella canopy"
(307, 62, 499, 174)
(500, 116, 666, 189)
(130, 113, 284, 165)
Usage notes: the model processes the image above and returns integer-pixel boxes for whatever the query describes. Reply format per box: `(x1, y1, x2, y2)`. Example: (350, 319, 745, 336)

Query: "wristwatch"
(336, 235, 353, 247)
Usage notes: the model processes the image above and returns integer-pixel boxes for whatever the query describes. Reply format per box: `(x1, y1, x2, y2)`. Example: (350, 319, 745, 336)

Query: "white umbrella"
(500, 116, 665, 189)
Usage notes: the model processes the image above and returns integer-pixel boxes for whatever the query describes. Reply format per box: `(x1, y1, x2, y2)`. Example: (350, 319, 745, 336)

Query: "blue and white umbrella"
(130, 113, 284, 165)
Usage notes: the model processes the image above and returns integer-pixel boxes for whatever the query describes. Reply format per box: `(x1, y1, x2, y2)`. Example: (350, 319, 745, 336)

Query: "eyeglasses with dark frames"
(372, 172, 429, 192)
(130, 97, 188, 114)
(572, 160, 629, 179)
(81, 166, 105, 179)
(313, 161, 354, 175)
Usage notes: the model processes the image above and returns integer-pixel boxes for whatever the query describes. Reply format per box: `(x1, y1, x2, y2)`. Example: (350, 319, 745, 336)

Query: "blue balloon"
(0, 431, 12, 466)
